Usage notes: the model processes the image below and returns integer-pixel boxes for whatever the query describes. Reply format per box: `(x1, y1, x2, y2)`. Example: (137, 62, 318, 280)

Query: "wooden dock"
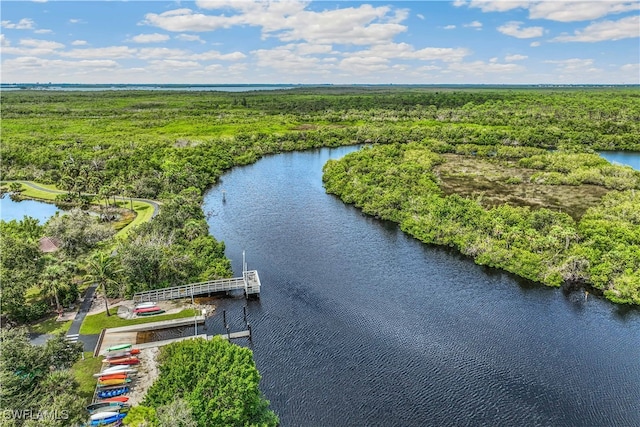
(133, 270, 261, 303)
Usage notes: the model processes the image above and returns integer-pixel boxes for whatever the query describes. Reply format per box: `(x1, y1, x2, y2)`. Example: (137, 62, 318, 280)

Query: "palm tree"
(83, 252, 123, 317)
(41, 263, 70, 315)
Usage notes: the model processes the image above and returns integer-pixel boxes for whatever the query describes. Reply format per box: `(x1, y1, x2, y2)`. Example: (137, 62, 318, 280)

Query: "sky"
(1, 0, 639, 84)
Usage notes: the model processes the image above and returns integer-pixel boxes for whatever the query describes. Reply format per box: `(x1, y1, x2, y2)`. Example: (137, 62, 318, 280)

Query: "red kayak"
(133, 306, 161, 314)
(101, 396, 129, 403)
(108, 357, 140, 365)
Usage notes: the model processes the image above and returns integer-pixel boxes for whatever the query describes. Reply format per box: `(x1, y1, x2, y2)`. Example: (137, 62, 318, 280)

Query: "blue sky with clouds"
(1, 0, 638, 84)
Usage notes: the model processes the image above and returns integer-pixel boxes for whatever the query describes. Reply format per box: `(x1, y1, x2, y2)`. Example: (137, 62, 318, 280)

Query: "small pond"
(0, 196, 61, 223)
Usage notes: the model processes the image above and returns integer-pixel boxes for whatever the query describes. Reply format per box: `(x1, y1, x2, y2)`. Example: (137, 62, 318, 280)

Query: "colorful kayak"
(89, 412, 126, 426)
(133, 306, 161, 314)
(96, 386, 129, 399)
(90, 411, 119, 421)
(98, 373, 128, 381)
(98, 378, 132, 387)
(134, 302, 157, 309)
(87, 402, 127, 414)
(105, 344, 132, 352)
(100, 396, 129, 403)
(136, 310, 165, 316)
(106, 349, 140, 359)
(93, 368, 137, 378)
(106, 356, 139, 365)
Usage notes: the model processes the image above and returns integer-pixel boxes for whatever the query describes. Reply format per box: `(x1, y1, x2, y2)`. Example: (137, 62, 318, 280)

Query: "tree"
(40, 261, 72, 315)
(83, 252, 123, 316)
(45, 209, 115, 255)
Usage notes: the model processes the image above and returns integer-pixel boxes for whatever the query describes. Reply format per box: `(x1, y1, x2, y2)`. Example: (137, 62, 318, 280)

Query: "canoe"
(86, 402, 117, 412)
(98, 378, 132, 387)
(89, 412, 126, 426)
(134, 302, 157, 309)
(93, 368, 137, 378)
(133, 306, 161, 313)
(87, 402, 127, 414)
(96, 386, 129, 399)
(107, 357, 139, 365)
(90, 411, 119, 421)
(98, 375, 130, 382)
(105, 344, 132, 352)
(100, 396, 129, 403)
(136, 310, 165, 316)
(106, 348, 140, 358)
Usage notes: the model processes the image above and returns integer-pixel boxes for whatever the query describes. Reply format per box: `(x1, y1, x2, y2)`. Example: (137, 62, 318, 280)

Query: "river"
(202, 146, 640, 427)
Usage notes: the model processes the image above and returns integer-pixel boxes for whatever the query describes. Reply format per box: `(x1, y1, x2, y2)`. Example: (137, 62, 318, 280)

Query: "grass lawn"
(71, 352, 105, 402)
(29, 316, 73, 335)
(79, 308, 198, 334)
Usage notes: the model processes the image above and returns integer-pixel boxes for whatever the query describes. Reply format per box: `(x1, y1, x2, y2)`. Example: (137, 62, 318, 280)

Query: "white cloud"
(59, 46, 137, 59)
(464, 20, 483, 29)
(34, 29, 53, 34)
(530, 41, 541, 47)
(1, 18, 36, 30)
(69, 19, 84, 24)
(252, 46, 333, 75)
(345, 43, 470, 63)
(339, 55, 389, 73)
(143, 2, 409, 45)
(175, 34, 205, 43)
(0, 34, 9, 47)
(448, 60, 523, 74)
(130, 33, 170, 43)
(455, 1, 528, 13)
(621, 63, 640, 72)
(136, 47, 245, 61)
(497, 21, 544, 38)
(71, 40, 88, 46)
(148, 59, 201, 69)
(443, 25, 456, 30)
(457, 1, 640, 22)
(417, 14, 425, 20)
(19, 38, 64, 49)
(1, 38, 64, 56)
(544, 58, 598, 72)
(552, 15, 640, 42)
(505, 54, 528, 61)
(4, 56, 118, 70)
(528, 1, 640, 22)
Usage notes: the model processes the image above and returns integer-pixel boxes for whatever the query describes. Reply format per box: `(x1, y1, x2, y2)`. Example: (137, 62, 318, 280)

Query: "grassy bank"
(79, 308, 198, 334)
(71, 352, 105, 402)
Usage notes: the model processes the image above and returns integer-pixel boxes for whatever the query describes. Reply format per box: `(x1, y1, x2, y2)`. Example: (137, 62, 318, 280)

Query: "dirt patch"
(434, 154, 610, 219)
(127, 347, 160, 406)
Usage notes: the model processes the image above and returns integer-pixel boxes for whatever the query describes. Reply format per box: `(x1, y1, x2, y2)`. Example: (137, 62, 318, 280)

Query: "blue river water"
(599, 151, 640, 170)
(202, 146, 640, 427)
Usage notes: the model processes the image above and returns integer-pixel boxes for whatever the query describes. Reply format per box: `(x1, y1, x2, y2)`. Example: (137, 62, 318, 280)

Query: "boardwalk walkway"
(133, 270, 261, 303)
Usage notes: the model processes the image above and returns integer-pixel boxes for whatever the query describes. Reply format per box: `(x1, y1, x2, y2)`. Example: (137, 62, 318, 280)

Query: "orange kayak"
(98, 378, 132, 386)
(101, 396, 129, 403)
(108, 357, 140, 365)
(98, 373, 128, 381)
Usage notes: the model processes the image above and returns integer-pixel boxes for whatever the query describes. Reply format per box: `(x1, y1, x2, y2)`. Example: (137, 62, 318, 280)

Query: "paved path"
(67, 284, 102, 351)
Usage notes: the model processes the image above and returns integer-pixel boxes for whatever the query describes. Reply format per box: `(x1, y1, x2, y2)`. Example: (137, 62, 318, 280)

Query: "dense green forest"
(1, 87, 639, 317)
(125, 338, 278, 427)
